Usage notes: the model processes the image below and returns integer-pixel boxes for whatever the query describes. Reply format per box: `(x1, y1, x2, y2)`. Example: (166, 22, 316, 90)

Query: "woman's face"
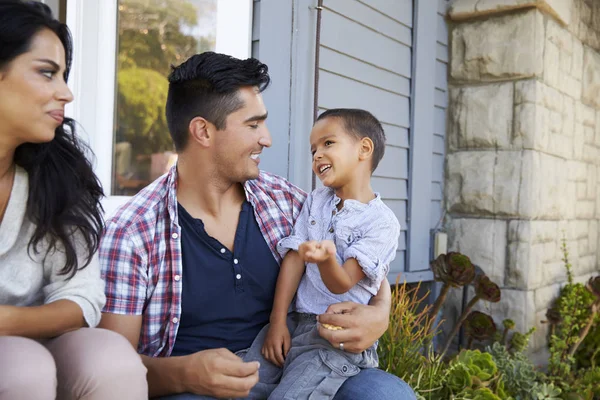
(0, 28, 73, 148)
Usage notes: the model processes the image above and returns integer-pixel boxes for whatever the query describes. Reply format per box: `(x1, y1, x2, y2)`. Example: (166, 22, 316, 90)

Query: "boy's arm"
(315, 251, 366, 295)
(270, 250, 305, 324)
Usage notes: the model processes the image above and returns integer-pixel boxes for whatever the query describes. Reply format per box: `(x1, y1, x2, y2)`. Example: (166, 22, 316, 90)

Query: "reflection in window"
(113, 0, 217, 195)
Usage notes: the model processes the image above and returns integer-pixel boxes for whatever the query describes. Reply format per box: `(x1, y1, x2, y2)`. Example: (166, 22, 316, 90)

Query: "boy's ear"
(358, 137, 374, 161)
(189, 117, 212, 147)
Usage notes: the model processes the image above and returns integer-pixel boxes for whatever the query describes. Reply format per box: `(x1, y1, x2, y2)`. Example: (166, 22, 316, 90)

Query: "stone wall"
(445, 0, 600, 352)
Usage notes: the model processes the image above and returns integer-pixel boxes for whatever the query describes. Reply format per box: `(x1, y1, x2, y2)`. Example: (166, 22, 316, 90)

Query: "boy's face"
(309, 117, 362, 189)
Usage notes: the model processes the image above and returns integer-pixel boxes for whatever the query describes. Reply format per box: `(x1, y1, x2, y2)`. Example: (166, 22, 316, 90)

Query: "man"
(99, 52, 415, 399)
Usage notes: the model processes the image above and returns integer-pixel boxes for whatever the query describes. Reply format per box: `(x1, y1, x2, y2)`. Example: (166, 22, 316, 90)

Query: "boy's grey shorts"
(243, 313, 378, 400)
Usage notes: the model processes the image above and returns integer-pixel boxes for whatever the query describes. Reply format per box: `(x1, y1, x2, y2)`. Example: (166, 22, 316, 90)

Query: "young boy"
(245, 108, 401, 399)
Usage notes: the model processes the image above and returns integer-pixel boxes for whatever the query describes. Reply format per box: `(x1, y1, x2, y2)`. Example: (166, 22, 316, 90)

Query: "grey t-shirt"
(277, 187, 400, 315)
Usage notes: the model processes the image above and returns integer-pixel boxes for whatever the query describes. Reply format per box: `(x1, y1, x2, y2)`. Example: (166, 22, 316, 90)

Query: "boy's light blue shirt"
(277, 186, 401, 315)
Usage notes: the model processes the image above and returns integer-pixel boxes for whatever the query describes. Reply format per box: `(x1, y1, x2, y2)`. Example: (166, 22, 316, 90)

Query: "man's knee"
(334, 368, 417, 400)
(47, 328, 147, 399)
(0, 336, 57, 400)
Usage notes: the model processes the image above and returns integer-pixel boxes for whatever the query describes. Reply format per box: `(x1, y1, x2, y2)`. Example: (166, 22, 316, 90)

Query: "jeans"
(154, 367, 417, 400)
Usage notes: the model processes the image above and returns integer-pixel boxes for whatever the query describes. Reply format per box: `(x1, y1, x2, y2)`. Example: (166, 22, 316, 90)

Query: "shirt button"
(310, 220, 316, 225)
(172, 233, 179, 239)
(234, 259, 239, 264)
(236, 274, 242, 280)
(329, 227, 334, 233)
(342, 365, 348, 373)
(220, 248, 226, 254)
(174, 275, 181, 281)
(172, 317, 179, 324)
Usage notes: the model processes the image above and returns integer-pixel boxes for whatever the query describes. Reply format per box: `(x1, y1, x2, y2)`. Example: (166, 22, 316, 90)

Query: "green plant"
(508, 327, 536, 353)
(458, 387, 502, 400)
(501, 319, 515, 345)
(378, 280, 438, 380)
(487, 342, 542, 400)
(534, 383, 561, 400)
(429, 252, 476, 325)
(464, 311, 497, 349)
(441, 275, 501, 357)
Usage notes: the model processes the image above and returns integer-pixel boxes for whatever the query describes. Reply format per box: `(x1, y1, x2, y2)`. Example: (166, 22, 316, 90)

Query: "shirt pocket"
(333, 227, 359, 258)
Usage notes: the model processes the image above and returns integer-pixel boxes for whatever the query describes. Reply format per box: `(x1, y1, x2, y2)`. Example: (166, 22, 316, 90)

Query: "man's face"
(212, 86, 271, 182)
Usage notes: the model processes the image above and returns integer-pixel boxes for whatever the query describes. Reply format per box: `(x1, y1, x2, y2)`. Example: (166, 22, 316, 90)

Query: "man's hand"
(261, 322, 291, 368)
(317, 301, 389, 354)
(181, 348, 260, 398)
(298, 240, 336, 264)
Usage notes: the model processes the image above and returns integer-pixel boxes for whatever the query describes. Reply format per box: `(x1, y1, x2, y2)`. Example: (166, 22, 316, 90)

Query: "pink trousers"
(0, 328, 147, 400)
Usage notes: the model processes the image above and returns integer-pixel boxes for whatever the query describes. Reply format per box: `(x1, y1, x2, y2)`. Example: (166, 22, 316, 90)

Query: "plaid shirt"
(99, 166, 306, 357)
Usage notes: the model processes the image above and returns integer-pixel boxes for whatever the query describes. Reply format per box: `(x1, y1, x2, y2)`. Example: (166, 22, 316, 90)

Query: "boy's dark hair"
(316, 108, 386, 172)
(166, 51, 271, 151)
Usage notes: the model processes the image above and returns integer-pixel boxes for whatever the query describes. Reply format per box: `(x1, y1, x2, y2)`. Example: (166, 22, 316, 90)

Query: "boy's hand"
(298, 240, 336, 264)
(261, 321, 291, 368)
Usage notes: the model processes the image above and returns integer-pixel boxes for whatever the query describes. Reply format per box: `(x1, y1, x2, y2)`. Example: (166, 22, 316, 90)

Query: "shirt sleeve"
(277, 191, 312, 258)
(99, 219, 149, 316)
(343, 218, 400, 292)
(43, 232, 106, 328)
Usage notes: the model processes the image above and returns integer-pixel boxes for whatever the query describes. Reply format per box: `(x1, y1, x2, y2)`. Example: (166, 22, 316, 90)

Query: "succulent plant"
(586, 276, 600, 300)
(465, 311, 498, 346)
(535, 383, 561, 400)
(431, 252, 476, 287)
(455, 349, 498, 384)
(428, 252, 476, 336)
(440, 274, 502, 358)
(459, 387, 502, 400)
(475, 275, 501, 303)
(509, 327, 536, 353)
(501, 319, 515, 345)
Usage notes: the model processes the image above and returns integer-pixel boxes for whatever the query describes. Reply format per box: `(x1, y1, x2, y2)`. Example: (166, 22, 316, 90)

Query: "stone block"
(451, 10, 544, 82)
(572, 39, 584, 80)
(495, 152, 525, 215)
(544, 41, 561, 89)
(575, 200, 595, 218)
(447, 218, 508, 284)
(506, 220, 573, 290)
(534, 283, 561, 312)
(547, 18, 573, 53)
(447, 152, 495, 214)
(563, 97, 575, 136)
(568, 161, 587, 181)
(449, 84, 513, 150)
(582, 47, 600, 108)
(583, 144, 600, 163)
(479, 288, 536, 340)
(448, 0, 572, 27)
(577, 182, 587, 199)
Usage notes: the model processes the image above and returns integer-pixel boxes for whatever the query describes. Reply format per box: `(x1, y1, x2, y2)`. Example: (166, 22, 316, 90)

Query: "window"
(65, 0, 252, 214)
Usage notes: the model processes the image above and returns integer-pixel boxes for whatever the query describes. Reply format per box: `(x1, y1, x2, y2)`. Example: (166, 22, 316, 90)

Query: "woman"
(0, 1, 147, 399)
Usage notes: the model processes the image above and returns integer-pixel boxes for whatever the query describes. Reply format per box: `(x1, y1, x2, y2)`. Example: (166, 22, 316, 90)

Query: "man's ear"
(358, 137, 374, 161)
(189, 117, 212, 147)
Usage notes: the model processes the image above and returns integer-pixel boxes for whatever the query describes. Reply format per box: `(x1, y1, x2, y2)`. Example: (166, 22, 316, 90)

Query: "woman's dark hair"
(166, 51, 271, 151)
(0, 1, 104, 278)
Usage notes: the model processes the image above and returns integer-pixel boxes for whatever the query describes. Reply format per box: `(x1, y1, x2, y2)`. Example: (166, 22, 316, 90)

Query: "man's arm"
(99, 313, 260, 398)
(317, 278, 391, 353)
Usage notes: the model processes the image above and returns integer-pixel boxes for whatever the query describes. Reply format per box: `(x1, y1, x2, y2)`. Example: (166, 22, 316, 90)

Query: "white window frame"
(65, 0, 253, 216)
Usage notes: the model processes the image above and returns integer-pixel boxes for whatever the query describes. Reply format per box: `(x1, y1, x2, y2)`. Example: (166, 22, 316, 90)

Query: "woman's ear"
(189, 117, 211, 147)
(359, 137, 374, 161)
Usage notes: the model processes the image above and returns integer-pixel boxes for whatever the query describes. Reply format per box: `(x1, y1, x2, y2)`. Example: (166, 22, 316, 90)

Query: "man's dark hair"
(316, 108, 386, 172)
(166, 52, 270, 151)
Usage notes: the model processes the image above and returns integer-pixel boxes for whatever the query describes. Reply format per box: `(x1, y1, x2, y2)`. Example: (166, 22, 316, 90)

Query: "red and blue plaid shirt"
(99, 166, 306, 357)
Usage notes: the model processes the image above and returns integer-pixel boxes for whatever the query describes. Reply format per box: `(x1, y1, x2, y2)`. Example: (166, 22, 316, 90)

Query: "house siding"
(431, 0, 449, 231)
(316, 0, 413, 275)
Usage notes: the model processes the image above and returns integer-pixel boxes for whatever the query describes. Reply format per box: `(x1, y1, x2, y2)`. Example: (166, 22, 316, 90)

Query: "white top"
(0, 166, 105, 327)
(277, 187, 400, 314)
